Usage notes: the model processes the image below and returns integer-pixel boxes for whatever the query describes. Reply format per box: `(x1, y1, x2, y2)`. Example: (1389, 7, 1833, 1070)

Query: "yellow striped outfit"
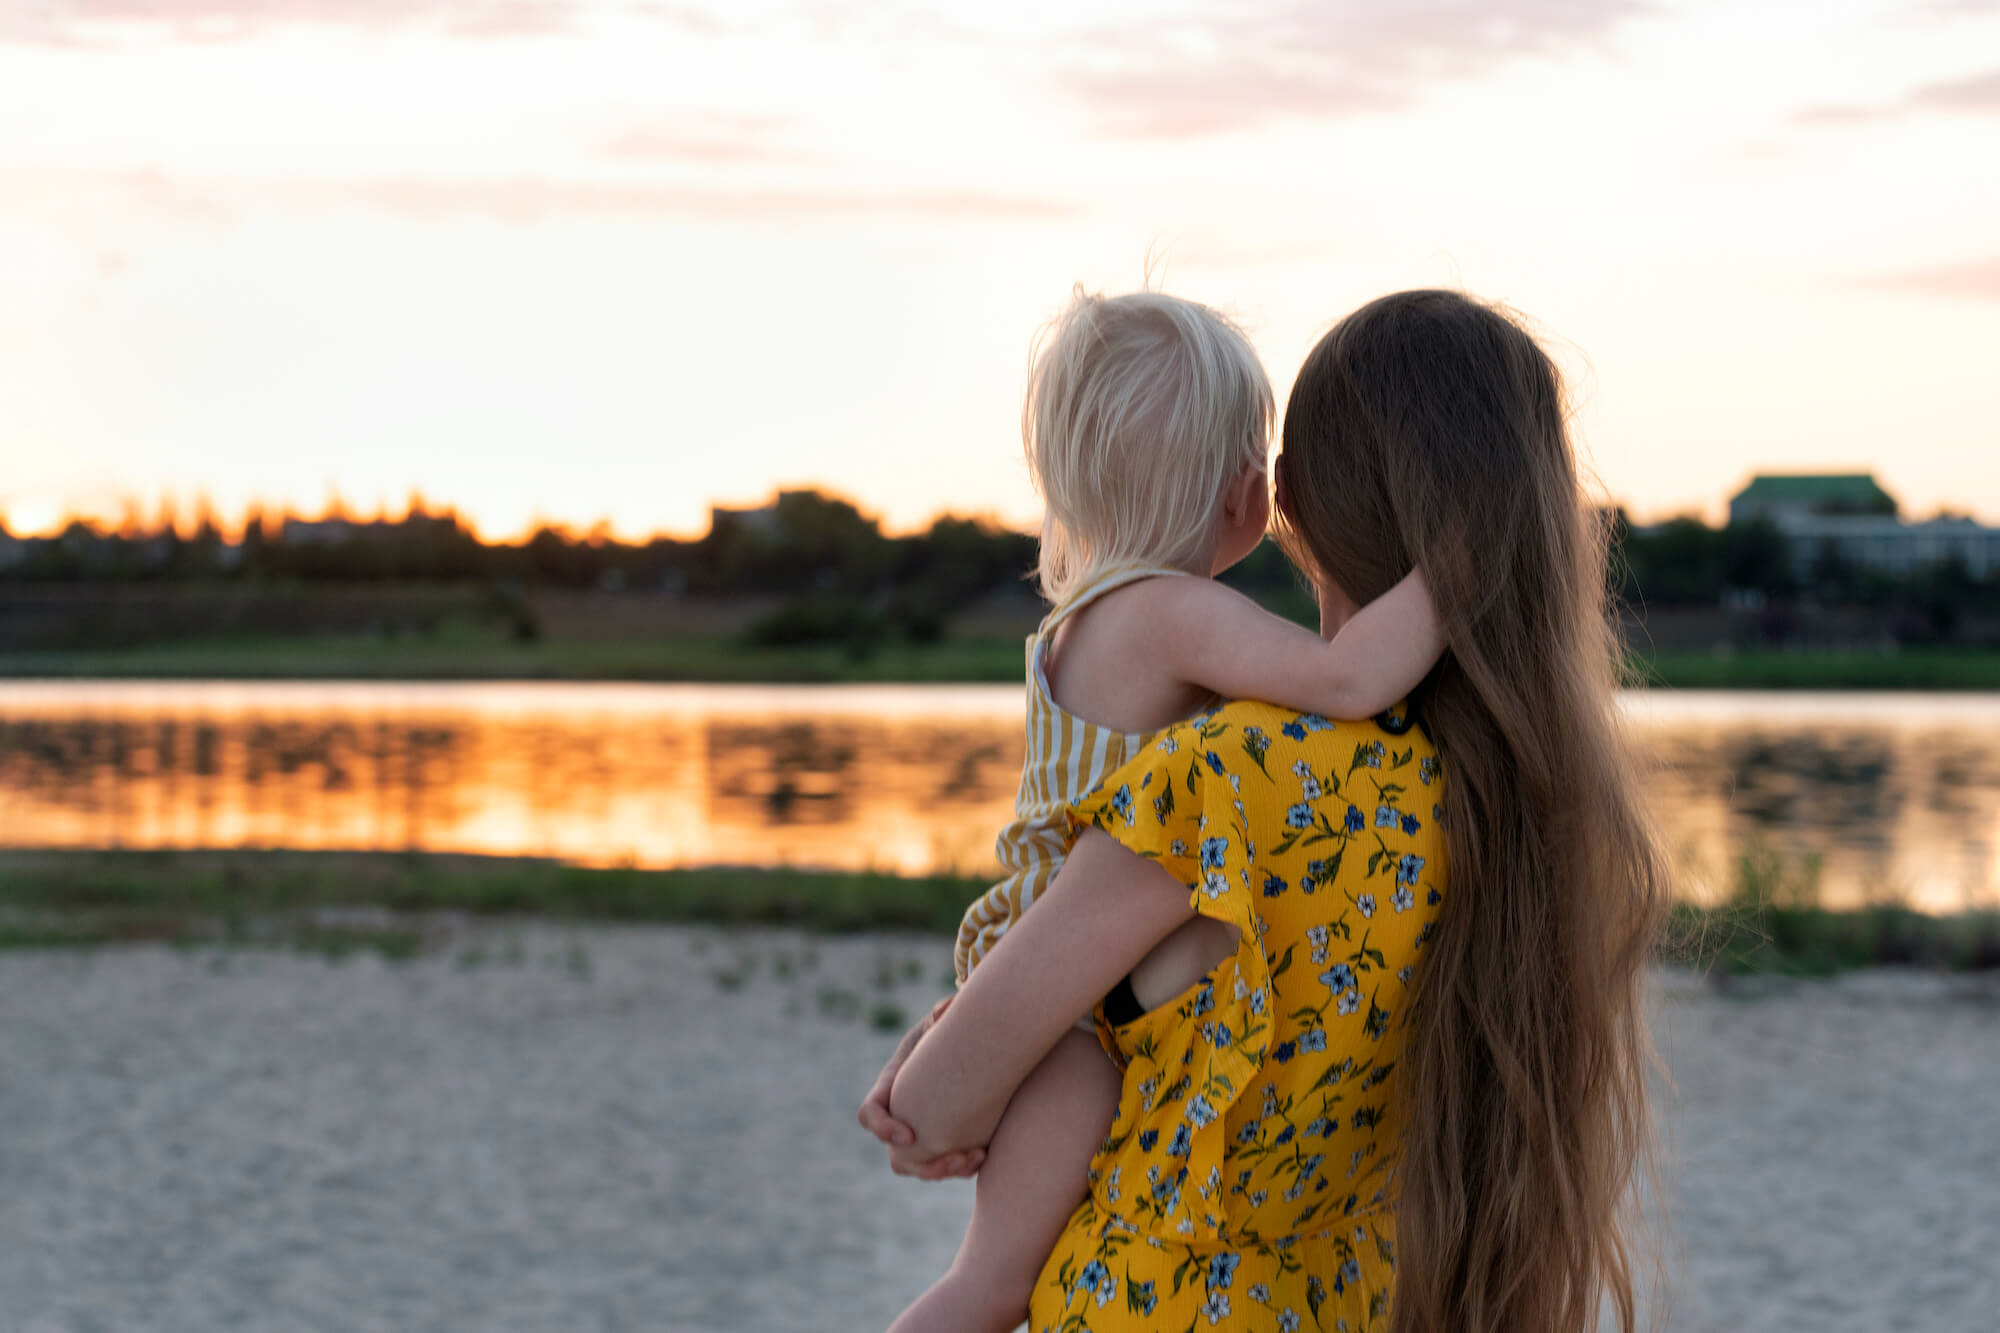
(953, 563, 1189, 985)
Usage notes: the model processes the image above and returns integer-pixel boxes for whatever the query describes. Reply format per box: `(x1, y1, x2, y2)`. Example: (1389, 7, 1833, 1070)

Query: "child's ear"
(1272, 453, 1293, 523)
(1225, 462, 1266, 522)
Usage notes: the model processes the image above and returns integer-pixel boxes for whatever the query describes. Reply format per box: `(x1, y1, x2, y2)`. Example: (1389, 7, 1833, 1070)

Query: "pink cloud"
(0, 167, 1077, 224)
(1913, 68, 2000, 111)
(1, 1, 604, 44)
(1860, 255, 2000, 302)
(1047, 0, 1651, 139)
(1792, 66, 2000, 126)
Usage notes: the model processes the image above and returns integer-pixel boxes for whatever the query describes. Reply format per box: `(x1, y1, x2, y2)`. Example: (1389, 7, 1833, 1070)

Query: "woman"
(864, 290, 1670, 1332)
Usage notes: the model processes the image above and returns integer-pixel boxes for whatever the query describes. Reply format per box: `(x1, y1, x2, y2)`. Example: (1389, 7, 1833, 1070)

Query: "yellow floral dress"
(1029, 699, 1448, 1333)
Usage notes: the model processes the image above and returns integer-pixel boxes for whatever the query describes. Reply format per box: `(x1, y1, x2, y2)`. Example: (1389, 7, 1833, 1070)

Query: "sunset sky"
(2, 0, 1996, 541)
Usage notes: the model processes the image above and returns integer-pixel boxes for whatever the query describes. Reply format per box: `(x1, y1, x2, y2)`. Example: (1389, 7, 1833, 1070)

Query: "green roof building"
(1729, 473, 1899, 524)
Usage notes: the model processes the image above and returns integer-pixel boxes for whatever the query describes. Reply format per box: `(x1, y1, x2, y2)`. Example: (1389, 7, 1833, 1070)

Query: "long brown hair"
(1277, 290, 1670, 1333)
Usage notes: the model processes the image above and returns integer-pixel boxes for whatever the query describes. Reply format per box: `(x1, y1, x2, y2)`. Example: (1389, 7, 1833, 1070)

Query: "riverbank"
(7, 628, 2000, 689)
(2, 921, 1994, 1332)
(3, 850, 1996, 975)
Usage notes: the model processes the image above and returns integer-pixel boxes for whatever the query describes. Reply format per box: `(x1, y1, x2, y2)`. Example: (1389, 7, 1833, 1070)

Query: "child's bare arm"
(1142, 570, 1445, 718)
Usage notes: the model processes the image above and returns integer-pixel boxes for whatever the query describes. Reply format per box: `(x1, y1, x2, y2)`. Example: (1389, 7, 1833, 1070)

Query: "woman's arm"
(887, 828, 1198, 1160)
(1146, 569, 1444, 718)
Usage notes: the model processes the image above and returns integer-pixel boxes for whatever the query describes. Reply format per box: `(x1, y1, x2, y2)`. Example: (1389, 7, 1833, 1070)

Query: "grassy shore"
(1636, 647, 2000, 691)
(0, 630, 1030, 684)
(5, 625, 2000, 689)
(3, 849, 1994, 974)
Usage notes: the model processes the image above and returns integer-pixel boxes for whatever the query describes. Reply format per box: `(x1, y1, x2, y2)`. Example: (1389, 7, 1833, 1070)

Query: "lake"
(1, 681, 1996, 913)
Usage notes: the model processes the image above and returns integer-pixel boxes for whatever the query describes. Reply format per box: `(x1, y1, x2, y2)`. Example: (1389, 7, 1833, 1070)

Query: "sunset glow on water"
(3, 681, 1996, 914)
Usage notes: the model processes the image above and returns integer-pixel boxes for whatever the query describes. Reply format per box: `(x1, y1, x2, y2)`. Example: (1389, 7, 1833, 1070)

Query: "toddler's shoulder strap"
(1038, 562, 1191, 638)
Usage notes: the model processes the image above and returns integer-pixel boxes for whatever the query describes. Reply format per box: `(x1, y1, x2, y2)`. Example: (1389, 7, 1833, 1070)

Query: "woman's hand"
(857, 995, 986, 1180)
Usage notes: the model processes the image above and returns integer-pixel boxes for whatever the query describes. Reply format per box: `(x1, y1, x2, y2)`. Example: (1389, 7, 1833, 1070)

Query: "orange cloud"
(600, 115, 820, 167)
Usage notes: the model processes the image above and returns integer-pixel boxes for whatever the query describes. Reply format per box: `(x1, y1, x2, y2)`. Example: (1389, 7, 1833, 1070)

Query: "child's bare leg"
(887, 1026, 1120, 1333)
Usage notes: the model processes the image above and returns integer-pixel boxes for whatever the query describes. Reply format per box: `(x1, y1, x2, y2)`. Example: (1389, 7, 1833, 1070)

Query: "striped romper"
(953, 563, 1188, 985)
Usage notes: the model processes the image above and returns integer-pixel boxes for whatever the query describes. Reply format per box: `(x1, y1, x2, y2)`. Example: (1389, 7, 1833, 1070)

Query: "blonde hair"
(1023, 288, 1273, 602)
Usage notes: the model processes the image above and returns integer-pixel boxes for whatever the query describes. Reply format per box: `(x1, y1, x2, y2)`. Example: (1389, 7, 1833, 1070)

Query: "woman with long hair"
(871, 289, 1670, 1332)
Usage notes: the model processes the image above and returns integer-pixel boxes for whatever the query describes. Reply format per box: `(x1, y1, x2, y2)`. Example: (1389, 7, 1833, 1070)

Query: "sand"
(1, 924, 1995, 1332)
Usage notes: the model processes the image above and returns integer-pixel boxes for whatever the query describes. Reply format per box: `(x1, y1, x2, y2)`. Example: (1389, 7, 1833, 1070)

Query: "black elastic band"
(1102, 974, 1143, 1026)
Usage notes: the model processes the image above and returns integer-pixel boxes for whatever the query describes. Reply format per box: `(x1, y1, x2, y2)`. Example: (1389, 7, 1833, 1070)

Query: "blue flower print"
(1168, 1124, 1192, 1157)
(1320, 962, 1356, 993)
(1185, 1093, 1218, 1128)
(1282, 720, 1306, 741)
(1419, 754, 1440, 785)
(1297, 1026, 1327, 1053)
(1271, 1038, 1298, 1063)
(1200, 837, 1229, 871)
(1356, 893, 1376, 918)
(1336, 1257, 1362, 1294)
(1428, 886, 1442, 906)
(1279, 1311, 1301, 1332)
(1249, 1281, 1270, 1303)
(1191, 982, 1215, 1017)
(1110, 783, 1134, 825)
(1338, 989, 1361, 1016)
(1201, 1290, 1231, 1323)
(1300, 713, 1336, 732)
(1200, 1022, 1234, 1048)
(1392, 886, 1415, 913)
(1286, 803, 1313, 830)
(1366, 740, 1385, 767)
(1400, 812, 1420, 834)
(1130, 1279, 1158, 1316)
(1344, 805, 1365, 833)
(1076, 1258, 1109, 1299)
(1305, 1116, 1332, 1138)
(1396, 853, 1425, 887)
(1273, 1124, 1295, 1147)
(1138, 1128, 1159, 1152)
(1208, 1251, 1241, 1290)
(1263, 873, 1288, 897)
(1374, 804, 1398, 828)
(1205, 750, 1226, 775)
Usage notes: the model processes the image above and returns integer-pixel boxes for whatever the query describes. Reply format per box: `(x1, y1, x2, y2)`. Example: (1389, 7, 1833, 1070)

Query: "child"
(864, 289, 1443, 1333)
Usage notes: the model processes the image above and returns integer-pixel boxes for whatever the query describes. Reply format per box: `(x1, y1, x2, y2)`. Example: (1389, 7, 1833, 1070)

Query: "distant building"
(279, 517, 360, 547)
(707, 495, 798, 542)
(279, 517, 398, 547)
(1728, 472, 2000, 579)
(1728, 473, 1898, 525)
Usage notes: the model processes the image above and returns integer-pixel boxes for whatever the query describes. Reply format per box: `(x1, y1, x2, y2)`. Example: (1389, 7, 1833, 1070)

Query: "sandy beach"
(2, 923, 1995, 1332)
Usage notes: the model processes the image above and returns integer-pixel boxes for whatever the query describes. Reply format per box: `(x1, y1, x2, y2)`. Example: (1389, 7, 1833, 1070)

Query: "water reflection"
(1, 682, 1995, 913)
